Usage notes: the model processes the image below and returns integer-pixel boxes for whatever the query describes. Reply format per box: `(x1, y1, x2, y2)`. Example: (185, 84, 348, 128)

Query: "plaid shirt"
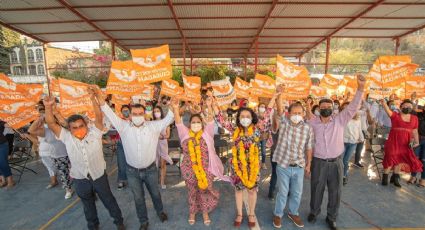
(272, 116, 314, 168)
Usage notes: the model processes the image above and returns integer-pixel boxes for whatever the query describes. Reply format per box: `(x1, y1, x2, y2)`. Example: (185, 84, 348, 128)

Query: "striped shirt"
(272, 116, 314, 168)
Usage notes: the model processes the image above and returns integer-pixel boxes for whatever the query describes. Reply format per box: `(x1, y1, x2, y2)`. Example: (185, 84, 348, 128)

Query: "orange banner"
(131, 45, 172, 84)
(106, 60, 143, 96)
(58, 78, 93, 118)
(182, 76, 201, 102)
(275, 55, 311, 100)
(234, 77, 250, 99)
(276, 54, 305, 85)
(49, 77, 60, 93)
(378, 56, 418, 88)
(160, 79, 184, 97)
(310, 85, 328, 98)
(211, 77, 236, 106)
(251, 74, 275, 98)
(320, 74, 340, 90)
(111, 94, 131, 105)
(22, 84, 44, 102)
(0, 73, 28, 100)
(0, 99, 38, 129)
(405, 76, 425, 98)
(141, 84, 155, 101)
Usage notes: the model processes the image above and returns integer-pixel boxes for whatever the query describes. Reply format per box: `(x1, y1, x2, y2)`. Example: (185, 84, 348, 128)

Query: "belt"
(289, 163, 301, 167)
(128, 162, 156, 171)
(315, 157, 338, 162)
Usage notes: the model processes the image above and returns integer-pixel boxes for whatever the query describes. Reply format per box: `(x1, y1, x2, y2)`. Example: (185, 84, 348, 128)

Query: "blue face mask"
(390, 105, 397, 111)
(122, 110, 130, 118)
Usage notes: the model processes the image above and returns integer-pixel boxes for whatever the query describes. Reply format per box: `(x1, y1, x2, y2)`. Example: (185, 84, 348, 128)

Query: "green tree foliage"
(0, 26, 20, 74)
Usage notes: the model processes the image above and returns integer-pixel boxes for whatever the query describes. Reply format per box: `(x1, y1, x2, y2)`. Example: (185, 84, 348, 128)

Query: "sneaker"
(161, 184, 166, 190)
(159, 212, 168, 222)
(288, 214, 304, 228)
(65, 189, 74, 199)
(273, 215, 282, 228)
(117, 182, 125, 190)
(46, 183, 58, 189)
(352, 162, 364, 168)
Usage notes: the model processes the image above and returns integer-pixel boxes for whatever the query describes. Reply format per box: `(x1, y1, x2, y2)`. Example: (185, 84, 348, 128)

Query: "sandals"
(188, 214, 196, 225)
(203, 213, 211, 226)
(248, 215, 256, 228)
(407, 177, 417, 185)
(417, 180, 425, 188)
(233, 215, 243, 228)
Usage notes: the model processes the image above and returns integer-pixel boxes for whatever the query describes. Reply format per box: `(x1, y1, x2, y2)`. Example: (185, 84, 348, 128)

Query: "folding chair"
(8, 134, 37, 183)
(369, 137, 386, 180)
(167, 139, 182, 177)
(103, 130, 118, 162)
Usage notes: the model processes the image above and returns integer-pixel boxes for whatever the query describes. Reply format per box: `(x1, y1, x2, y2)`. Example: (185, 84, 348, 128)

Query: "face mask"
(258, 107, 266, 113)
(162, 101, 168, 105)
(72, 127, 87, 139)
(334, 105, 339, 109)
(320, 108, 333, 117)
(154, 112, 162, 119)
(132, 116, 145, 126)
(290, 115, 303, 124)
(401, 107, 412, 114)
(240, 118, 252, 127)
(191, 123, 202, 133)
(122, 110, 130, 118)
(314, 110, 320, 116)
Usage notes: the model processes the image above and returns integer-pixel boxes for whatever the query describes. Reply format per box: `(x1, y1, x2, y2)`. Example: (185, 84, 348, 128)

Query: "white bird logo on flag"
(133, 53, 167, 68)
(111, 68, 137, 82)
(277, 62, 301, 78)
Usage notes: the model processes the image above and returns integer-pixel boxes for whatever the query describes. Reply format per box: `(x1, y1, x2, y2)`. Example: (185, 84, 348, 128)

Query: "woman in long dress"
(381, 99, 423, 187)
(153, 106, 172, 189)
(171, 97, 228, 226)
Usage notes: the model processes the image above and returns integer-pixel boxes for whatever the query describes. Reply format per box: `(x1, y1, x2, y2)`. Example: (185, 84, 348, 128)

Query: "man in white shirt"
(94, 89, 175, 230)
(43, 91, 124, 230)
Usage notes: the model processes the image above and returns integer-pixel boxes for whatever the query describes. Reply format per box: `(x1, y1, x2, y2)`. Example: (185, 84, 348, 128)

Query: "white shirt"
(43, 127, 67, 158)
(101, 104, 174, 169)
(58, 126, 106, 180)
(343, 119, 362, 144)
(3, 127, 14, 135)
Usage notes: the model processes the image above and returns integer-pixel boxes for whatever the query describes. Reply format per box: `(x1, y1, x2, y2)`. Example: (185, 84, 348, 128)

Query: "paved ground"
(1, 148, 425, 230)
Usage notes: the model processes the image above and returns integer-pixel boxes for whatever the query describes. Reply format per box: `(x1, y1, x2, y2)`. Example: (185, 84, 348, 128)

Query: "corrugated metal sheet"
(0, 0, 62, 8)
(67, 0, 168, 5)
(365, 5, 425, 17)
(335, 29, 402, 37)
(96, 21, 177, 30)
(259, 37, 321, 42)
(349, 19, 425, 28)
(15, 23, 93, 34)
(109, 31, 181, 39)
(77, 6, 171, 20)
(38, 32, 107, 42)
(266, 18, 348, 28)
(261, 28, 331, 36)
(180, 18, 262, 29)
(0, 9, 81, 23)
(184, 30, 256, 37)
(119, 39, 182, 45)
(271, 4, 368, 17)
(175, 5, 269, 17)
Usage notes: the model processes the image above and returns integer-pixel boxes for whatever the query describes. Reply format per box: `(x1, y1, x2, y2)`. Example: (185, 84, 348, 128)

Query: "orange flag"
(310, 85, 327, 98)
(58, 78, 93, 118)
(0, 99, 38, 129)
(106, 60, 143, 96)
(182, 76, 201, 102)
(234, 77, 250, 99)
(251, 74, 275, 98)
(160, 79, 184, 97)
(140, 84, 155, 101)
(22, 84, 44, 102)
(320, 74, 340, 90)
(275, 55, 311, 100)
(211, 77, 236, 106)
(378, 56, 418, 88)
(405, 76, 425, 98)
(0, 73, 28, 100)
(49, 77, 60, 94)
(131, 45, 172, 84)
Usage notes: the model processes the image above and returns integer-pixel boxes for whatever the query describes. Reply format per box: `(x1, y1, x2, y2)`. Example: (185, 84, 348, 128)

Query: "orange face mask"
(72, 128, 87, 139)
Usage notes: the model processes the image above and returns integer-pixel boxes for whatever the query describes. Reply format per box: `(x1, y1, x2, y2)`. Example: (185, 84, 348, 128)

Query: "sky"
(49, 41, 100, 53)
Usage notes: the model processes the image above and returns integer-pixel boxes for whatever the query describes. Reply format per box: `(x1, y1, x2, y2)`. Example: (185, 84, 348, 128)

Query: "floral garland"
(231, 125, 260, 189)
(188, 130, 209, 190)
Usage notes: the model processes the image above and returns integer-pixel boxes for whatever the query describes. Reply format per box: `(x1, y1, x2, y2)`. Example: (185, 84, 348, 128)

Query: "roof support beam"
(0, 20, 47, 43)
(246, 0, 279, 56)
(299, 0, 385, 57)
(167, 0, 192, 58)
(56, 0, 128, 52)
(394, 38, 400, 55)
(393, 23, 425, 39)
(325, 38, 331, 74)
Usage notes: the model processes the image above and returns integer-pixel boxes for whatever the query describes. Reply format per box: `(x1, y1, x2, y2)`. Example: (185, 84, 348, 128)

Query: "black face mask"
(320, 108, 333, 117)
(401, 107, 412, 114)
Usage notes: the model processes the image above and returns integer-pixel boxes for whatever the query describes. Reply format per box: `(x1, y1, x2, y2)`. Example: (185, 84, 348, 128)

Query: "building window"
(37, 64, 45, 75)
(11, 52, 18, 63)
(36, 49, 43, 61)
(13, 66, 22, 75)
(28, 49, 35, 62)
(28, 65, 36, 75)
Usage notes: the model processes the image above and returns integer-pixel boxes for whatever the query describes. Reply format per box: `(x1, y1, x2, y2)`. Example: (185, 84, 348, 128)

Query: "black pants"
(74, 173, 123, 230)
(310, 157, 343, 222)
(268, 133, 279, 198)
(5, 134, 14, 156)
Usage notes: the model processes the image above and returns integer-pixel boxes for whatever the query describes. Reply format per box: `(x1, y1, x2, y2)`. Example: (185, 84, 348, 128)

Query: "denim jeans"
(354, 141, 364, 164)
(412, 138, 425, 179)
(0, 142, 11, 177)
(127, 164, 164, 225)
(260, 139, 267, 163)
(116, 140, 127, 182)
(268, 160, 277, 198)
(342, 143, 357, 177)
(73, 173, 123, 230)
(274, 165, 304, 217)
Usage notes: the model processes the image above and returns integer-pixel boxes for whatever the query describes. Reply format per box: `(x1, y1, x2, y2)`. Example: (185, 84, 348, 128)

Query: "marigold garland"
(232, 125, 260, 189)
(188, 130, 209, 190)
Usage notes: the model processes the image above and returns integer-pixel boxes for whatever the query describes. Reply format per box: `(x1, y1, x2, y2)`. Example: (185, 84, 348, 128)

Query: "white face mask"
(154, 112, 161, 119)
(314, 110, 320, 116)
(191, 123, 202, 133)
(240, 118, 252, 127)
(258, 107, 266, 113)
(290, 115, 303, 124)
(132, 116, 145, 126)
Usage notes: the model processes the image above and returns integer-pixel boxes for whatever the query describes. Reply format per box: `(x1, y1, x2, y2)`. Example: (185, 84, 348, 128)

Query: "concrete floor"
(1, 149, 425, 230)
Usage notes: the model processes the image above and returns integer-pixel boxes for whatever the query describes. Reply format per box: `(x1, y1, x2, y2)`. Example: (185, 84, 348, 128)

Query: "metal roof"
(1, 0, 425, 58)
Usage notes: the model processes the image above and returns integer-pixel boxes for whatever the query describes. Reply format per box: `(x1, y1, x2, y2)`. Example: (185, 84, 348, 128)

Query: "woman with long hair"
(153, 106, 172, 189)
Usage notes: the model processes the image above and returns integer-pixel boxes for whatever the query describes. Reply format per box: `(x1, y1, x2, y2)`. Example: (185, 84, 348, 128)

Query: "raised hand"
(275, 84, 285, 95)
(170, 97, 180, 111)
(43, 96, 55, 107)
(356, 74, 366, 90)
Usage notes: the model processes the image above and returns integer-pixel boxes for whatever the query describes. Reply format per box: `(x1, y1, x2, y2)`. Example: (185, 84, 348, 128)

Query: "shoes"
(139, 222, 149, 230)
(248, 215, 256, 228)
(117, 182, 126, 190)
(158, 212, 168, 222)
(382, 173, 389, 186)
(343, 177, 348, 186)
(233, 215, 243, 228)
(390, 174, 395, 184)
(65, 189, 74, 199)
(393, 174, 402, 188)
(307, 213, 316, 223)
(161, 184, 166, 190)
(353, 162, 364, 168)
(326, 217, 337, 230)
(46, 182, 58, 189)
(116, 224, 125, 230)
(288, 214, 304, 228)
(273, 215, 281, 228)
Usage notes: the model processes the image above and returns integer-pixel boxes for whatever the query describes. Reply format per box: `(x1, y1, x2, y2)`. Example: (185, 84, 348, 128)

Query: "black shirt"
(417, 112, 425, 137)
(0, 121, 7, 144)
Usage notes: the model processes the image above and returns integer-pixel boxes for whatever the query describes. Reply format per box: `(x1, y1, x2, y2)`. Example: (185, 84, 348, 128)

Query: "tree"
(0, 26, 20, 74)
